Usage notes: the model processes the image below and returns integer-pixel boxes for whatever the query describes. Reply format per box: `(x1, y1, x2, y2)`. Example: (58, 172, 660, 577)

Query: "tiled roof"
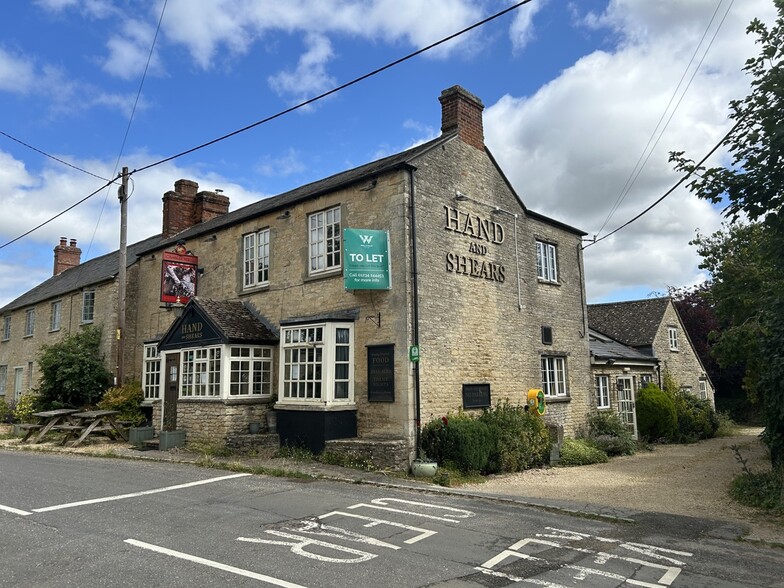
(587, 297, 671, 348)
(0, 234, 163, 313)
(589, 329, 658, 362)
(193, 298, 278, 343)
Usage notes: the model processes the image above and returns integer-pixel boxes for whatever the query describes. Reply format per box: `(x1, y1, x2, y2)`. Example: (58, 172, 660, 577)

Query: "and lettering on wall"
(443, 205, 506, 283)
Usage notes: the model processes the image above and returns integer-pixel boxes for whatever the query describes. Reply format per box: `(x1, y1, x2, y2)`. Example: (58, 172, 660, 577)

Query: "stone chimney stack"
(53, 237, 81, 275)
(439, 86, 485, 150)
(162, 179, 231, 238)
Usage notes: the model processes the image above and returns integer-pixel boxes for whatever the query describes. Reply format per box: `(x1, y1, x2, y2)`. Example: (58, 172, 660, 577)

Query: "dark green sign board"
(343, 228, 391, 290)
(367, 344, 395, 402)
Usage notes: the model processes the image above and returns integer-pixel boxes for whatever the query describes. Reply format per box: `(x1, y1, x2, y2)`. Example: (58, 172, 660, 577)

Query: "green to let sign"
(343, 228, 391, 290)
(409, 345, 420, 362)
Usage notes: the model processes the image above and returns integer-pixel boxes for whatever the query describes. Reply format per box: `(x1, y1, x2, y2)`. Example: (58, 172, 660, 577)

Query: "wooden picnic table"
(21, 409, 80, 443)
(60, 410, 129, 447)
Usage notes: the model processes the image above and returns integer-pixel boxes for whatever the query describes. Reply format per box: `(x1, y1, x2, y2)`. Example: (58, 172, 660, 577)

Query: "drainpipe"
(407, 166, 422, 458)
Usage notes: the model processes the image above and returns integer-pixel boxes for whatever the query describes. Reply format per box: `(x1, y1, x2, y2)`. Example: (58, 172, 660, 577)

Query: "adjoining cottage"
(1, 86, 593, 465)
(587, 297, 714, 409)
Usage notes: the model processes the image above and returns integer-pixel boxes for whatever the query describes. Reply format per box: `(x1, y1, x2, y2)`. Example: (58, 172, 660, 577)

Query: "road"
(1, 451, 782, 587)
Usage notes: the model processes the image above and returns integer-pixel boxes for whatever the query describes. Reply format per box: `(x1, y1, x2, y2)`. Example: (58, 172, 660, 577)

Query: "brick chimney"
(53, 237, 81, 275)
(439, 86, 485, 150)
(162, 179, 230, 238)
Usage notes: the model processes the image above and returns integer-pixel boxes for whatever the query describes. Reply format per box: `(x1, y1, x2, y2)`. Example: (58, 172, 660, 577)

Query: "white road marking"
(126, 538, 307, 587)
(319, 510, 437, 544)
(0, 504, 32, 516)
(238, 531, 377, 563)
(33, 473, 252, 512)
(348, 497, 475, 522)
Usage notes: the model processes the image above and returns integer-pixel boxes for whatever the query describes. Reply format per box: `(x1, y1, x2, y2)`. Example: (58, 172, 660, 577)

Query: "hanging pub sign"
(343, 228, 391, 290)
(161, 243, 198, 304)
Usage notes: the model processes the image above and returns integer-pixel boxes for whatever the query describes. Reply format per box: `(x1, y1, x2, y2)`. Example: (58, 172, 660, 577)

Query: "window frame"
(279, 322, 354, 405)
(24, 308, 35, 337)
(308, 206, 342, 276)
(595, 375, 610, 409)
(180, 347, 222, 398)
(2, 316, 11, 341)
(50, 300, 62, 332)
(13, 367, 24, 399)
(82, 290, 95, 324)
(229, 346, 273, 397)
(243, 228, 270, 290)
(535, 240, 558, 283)
(143, 344, 162, 400)
(0, 365, 7, 396)
(668, 326, 679, 351)
(540, 355, 568, 398)
(699, 379, 708, 400)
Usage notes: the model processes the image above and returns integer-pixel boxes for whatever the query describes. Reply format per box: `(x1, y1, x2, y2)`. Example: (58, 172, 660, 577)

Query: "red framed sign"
(161, 249, 198, 304)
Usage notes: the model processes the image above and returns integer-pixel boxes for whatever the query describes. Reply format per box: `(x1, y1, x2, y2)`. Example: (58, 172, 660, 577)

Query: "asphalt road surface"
(1, 451, 782, 587)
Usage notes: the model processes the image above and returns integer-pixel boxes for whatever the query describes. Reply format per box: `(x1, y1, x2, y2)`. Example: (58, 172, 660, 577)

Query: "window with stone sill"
(2, 316, 10, 341)
(308, 206, 341, 276)
(243, 229, 270, 290)
(50, 301, 62, 332)
(24, 308, 35, 337)
(82, 290, 95, 323)
(535, 240, 558, 283)
(595, 375, 610, 409)
(668, 326, 679, 351)
(541, 355, 568, 398)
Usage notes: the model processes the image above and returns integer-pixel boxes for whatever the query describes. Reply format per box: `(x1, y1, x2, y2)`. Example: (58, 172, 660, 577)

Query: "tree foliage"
(670, 1, 784, 471)
(37, 325, 113, 409)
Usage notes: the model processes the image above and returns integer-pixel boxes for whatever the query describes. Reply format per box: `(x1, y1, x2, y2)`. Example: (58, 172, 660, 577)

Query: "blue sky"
(0, 0, 777, 308)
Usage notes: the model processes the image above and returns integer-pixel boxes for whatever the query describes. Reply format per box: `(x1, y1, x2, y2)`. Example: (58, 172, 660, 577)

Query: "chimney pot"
(69, 238, 77, 247)
(60, 237, 67, 247)
(53, 236, 81, 275)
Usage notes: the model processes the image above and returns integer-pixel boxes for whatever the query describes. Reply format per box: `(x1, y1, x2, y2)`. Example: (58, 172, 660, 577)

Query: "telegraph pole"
(117, 167, 128, 385)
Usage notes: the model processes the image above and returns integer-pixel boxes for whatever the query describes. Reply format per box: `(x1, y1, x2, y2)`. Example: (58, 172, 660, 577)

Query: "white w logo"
(359, 234, 373, 244)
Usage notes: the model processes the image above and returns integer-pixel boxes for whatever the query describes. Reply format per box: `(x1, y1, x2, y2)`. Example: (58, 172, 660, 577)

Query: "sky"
(0, 0, 777, 309)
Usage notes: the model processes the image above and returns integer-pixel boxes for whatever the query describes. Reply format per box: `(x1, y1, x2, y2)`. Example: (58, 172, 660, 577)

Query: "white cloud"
(102, 18, 164, 80)
(509, 0, 546, 52)
(255, 148, 307, 177)
(268, 33, 336, 104)
(0, 48, 37, 93)
(484, 0, 776, 303)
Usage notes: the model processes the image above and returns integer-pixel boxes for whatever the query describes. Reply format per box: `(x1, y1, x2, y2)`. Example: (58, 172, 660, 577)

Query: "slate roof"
(587, 297, 671, 348)
(589, 329, 658, 363)
(0, 234, 163, 313)
(193, 298, 279, 343)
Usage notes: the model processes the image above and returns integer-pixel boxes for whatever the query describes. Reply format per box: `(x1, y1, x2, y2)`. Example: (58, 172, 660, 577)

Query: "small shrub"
(319, 450, 374, 471)
(478, 401, 551, 473)
(636, 383, 677, 441)
(715, 412, 737, 437)
(421, 413, 493, 474)
(0, 399, 9, 423)
(13, 393, 42, 423)
(97, 381, 145, 426)
(584, 411, 636, 456)
(730, 471, 783, 511)
(558, 438, 609, 466)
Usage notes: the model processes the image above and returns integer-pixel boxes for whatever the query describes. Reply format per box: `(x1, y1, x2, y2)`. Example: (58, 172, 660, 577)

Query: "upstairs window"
(668, 327, 679, 351)
(2, 316, 9, 341)
(82, 290, 95, 323)
(536, 241, 558, 283)
(24, 309, 35, 337)
(699, 379, 708, 400)
(243, 229, 270, 289)
(50, 301, 62, 332)
(309, 206, 341, 275)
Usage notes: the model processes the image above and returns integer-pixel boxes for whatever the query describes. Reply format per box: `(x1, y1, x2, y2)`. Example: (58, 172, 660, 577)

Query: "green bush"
(730, 470, 783, 512)
(558, 438, 609, 466)
(422, 413, 493, 473)
(478, 402, 550, 473)
(584, 411, 636, 456)
(636, 383, 678, 441)
(0, 399, 9, 423)
(672, 391, 720, 442)
(97, 381, 145, 426)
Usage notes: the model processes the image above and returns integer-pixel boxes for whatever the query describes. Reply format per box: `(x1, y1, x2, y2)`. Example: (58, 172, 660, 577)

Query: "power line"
(583, 117, 742, 250)
(0, 130, 111, 182)
(0, 178, 118, 250)
(130, 0, 534, 176)
(596, 0, 734, 236)
(87, 0, 168, 257)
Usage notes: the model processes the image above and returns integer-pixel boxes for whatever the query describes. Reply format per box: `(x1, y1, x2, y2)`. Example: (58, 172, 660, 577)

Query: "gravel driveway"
(467, 427, 783, 545)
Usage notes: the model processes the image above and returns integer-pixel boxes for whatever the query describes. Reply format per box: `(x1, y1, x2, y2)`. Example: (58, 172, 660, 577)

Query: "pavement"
(1, 433, 782, 549)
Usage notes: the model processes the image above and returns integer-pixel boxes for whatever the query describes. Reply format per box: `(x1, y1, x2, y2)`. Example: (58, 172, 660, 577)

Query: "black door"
(163, 353, 179, 432)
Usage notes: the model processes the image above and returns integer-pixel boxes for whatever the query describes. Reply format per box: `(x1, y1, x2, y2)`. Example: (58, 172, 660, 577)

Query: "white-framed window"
(143, 344, 161, 400)
(50, 301, 62, 332)
(230, 347, 273, 396)
(0, 365, 7, 397)
(82, 290, 95, 323)
(279, 322, 354, 404)
(2, 316, 11, 341)
(640, 374, 653, 388)
(595, 375, 610, 409)
(536, 240, 558, 283)
(24, 309, 35, 337)
(540, 355, 568, 397)
(243, 229, 270, 289)
(668, 327, 679, 351)
(181, 347, 221, 397)
(13, 367, 24, 400)
(309, 206, 341, 275)
(699, 379, 708, 400)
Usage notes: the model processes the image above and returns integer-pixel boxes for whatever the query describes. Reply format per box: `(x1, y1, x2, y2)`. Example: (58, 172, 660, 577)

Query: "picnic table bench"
(60, 410, 129, 447)
(22, 409, 80, 443)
